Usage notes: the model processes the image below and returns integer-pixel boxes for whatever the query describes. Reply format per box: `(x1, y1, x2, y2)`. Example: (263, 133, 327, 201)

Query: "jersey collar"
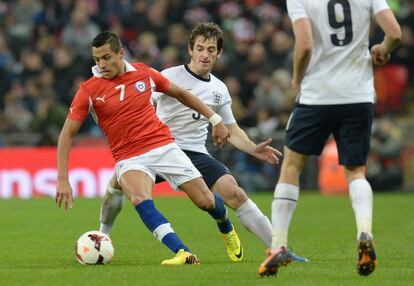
(91, 60, 137, 78)
(184, 65, 211, 82)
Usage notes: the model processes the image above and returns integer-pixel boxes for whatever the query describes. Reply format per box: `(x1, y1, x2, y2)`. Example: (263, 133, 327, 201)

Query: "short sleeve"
(372, 0, 390, 15)
(218, 103, 236, 125)
(287, 0, 308, 23)
(216, 88, 234, 125)
(68, 84, 90, 122)
(148, 68, 170, 93)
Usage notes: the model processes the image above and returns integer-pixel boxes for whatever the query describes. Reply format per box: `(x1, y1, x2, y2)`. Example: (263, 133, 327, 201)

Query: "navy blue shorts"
(285, 103, 373, 166)
(155, 150, 230, 188)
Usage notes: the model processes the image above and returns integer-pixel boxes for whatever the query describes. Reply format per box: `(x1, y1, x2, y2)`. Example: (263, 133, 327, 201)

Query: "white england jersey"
(287, 0, 390, 105)
(152, 65, 236, 154)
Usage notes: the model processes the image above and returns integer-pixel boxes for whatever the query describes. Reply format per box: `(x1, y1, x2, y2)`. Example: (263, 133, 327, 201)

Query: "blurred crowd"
(0, 0, 413, 191)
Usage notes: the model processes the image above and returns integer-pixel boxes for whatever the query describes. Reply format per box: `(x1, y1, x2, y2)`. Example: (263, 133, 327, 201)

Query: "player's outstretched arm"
(227, 123, 282, 164)
(56, 118, 82, 210)
(166, 82, 230, 147)
(371, 9, 401, 66)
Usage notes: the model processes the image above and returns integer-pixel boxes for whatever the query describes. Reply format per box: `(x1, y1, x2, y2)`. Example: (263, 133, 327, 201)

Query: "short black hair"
(189, 22, 224, 52)
(92, 31, 122, 53)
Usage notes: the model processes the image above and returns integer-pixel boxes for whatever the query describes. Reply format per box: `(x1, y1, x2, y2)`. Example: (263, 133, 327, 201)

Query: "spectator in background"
(3, 83, 32, 133)
(31, 95, 66, 146)
(52, 45, 81, 105)
(0, 33, 14, 105)
(131, 31, 160, 67)
(167, 23, 189, 62)
(8, 0, 42, 52)
(253, 75, 284, 113)
(268, 30, 294, 70)
(61, 7, 100, 60)
(239, 42, 270, 106)
(223, 75, 247, 122)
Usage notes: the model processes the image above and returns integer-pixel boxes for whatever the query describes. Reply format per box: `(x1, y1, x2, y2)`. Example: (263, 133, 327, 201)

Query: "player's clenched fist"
(371, 44, 390, 66)
(212, 121, 230, 148)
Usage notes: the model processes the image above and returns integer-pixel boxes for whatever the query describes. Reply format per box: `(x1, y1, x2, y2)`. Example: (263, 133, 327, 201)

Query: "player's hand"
(252, 138, 282, 165)
(212, 122, 230, 148)
(56, 180, 74, 210)
(371, 44, 390, 66)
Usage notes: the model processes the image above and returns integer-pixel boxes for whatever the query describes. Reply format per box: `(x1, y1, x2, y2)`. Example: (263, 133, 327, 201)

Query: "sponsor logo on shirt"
(213, 91, 222, 105)
(96, 95, 106, 103)
(135, 81, 146, 92)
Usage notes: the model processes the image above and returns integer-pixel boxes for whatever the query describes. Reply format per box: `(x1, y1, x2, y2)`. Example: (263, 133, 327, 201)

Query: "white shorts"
(115, 143, 202, 190)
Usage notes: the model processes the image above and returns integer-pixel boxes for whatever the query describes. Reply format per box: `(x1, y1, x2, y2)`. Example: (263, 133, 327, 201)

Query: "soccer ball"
(75, 231, 114, 265)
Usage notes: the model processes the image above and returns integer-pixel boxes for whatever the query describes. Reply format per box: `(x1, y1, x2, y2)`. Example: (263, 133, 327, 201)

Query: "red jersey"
(68, 62, 174, 162)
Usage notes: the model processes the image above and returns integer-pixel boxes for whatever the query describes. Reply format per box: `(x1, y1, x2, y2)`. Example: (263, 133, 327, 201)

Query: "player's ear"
(217, 48, 223, 59)
(119, 48, 125, 59)
(188, 45, 194, 57)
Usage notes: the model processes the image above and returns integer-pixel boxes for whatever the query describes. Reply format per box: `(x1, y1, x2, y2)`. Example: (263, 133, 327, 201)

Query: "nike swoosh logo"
(235, 245, 243, 259)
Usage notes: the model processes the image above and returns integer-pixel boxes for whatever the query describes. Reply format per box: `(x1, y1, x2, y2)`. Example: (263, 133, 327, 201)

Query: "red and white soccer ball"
(75, 231, 114, 265)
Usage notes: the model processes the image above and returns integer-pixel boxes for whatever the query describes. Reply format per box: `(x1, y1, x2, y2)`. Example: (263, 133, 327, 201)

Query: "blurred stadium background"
(0, 0, 413, 198)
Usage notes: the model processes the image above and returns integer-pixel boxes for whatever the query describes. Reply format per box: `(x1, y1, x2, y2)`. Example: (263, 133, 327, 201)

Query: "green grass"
(0, 192, 413, 286)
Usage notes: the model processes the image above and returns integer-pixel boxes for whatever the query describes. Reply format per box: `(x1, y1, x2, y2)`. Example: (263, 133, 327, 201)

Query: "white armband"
(208, 113, 222, 126)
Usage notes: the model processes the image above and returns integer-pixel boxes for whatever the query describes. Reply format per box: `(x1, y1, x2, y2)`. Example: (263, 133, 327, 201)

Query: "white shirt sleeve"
(218, 102, 236, 125)
(151, 91, 163, 105)
(372, 0, 390, 15)
(287, 0, 308, 23)
(151, 68, 173, 104)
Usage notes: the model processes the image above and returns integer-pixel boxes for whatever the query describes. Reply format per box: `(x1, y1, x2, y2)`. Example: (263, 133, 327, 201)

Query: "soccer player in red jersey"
(55, 31, 238, 265)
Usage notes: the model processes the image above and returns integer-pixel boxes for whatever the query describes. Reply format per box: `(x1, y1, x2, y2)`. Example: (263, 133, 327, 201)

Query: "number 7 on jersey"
(116, 84, 126, 101)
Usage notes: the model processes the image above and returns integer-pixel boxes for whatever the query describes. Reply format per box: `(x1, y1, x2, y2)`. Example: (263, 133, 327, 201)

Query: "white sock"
(349, 178, 373, 239)
(236, 199, 272, 247)
(271, 183, 299, 251)
(99, 185, 125, 235)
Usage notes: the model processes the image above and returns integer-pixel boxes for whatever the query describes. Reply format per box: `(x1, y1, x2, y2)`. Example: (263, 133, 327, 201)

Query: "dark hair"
(92, 31, 122, 53)
(189, 22, 224, 52)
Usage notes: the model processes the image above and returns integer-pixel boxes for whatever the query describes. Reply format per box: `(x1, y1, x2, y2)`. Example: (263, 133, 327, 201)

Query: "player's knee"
(213, 175, 246, 207)
(128, 190, 149, 206)
(223, 186, 248, 210)
(233, 186, 248, 205)
(197, 193, 216, 211)
(345, 166, 366, 183)
(282, 162, 303, 177)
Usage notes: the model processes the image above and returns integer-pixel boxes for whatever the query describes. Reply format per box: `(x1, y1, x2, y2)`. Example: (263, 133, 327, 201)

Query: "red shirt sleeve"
(148, 67, 170, 93)
(68, 83, 90, 122)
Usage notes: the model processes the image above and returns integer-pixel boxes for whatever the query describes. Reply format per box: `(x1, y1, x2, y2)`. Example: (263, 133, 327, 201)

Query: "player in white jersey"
(98, 22, 298, 263)
(258, 0, 401, 277)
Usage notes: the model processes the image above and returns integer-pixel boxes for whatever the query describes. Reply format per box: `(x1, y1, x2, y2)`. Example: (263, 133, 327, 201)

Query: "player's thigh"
(184, 151, 247, 208)
(179, 177, 215, 210)
(333, 103, 373, 166)
(146, 143, 202, 190)
(184, 150, 230, 189)
(115, 156, 157, 204)
(285, 104, 335, 156)
(117, 170, 154, 204)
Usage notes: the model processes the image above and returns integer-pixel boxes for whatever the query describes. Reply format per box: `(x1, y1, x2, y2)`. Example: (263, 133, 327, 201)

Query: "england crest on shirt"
(135, 81, 146, 92)
(213, 91, 222, 105)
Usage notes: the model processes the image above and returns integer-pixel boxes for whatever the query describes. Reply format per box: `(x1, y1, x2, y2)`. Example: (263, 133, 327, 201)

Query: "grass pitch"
(0, 192, 413, 286)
